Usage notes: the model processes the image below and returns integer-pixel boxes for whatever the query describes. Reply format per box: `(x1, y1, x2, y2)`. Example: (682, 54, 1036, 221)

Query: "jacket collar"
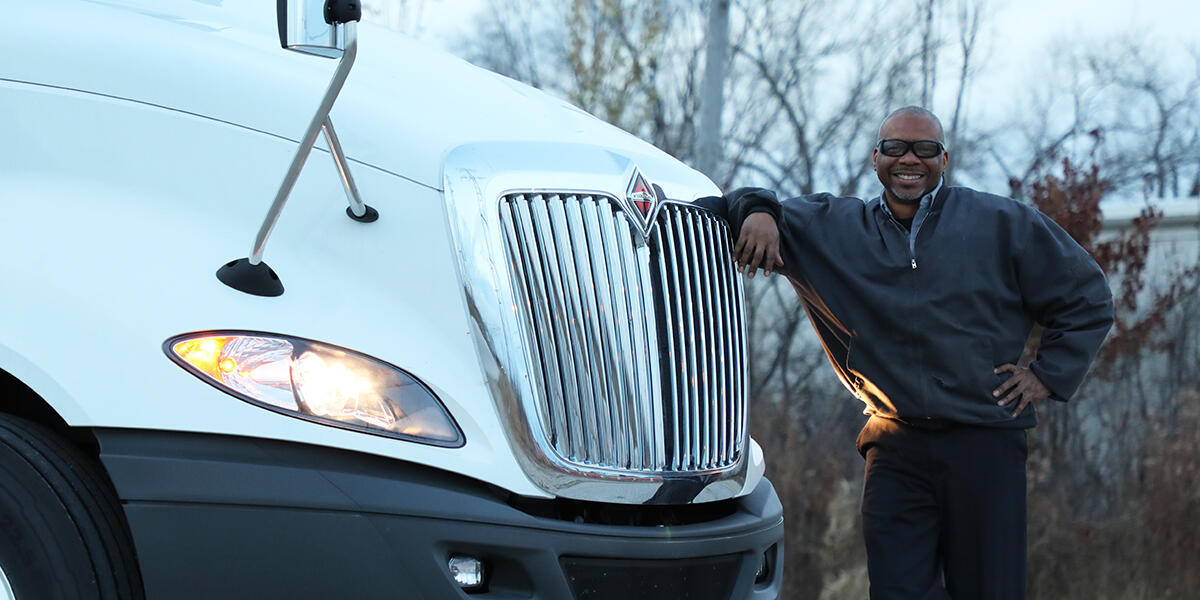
(875, 178, 946, 220)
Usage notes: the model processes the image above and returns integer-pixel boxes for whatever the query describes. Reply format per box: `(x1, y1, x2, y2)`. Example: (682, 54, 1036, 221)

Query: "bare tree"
(696, 0, 731, 180)
(457, 0, 708, 161)
(729, 0, 925, 197)
(454, 0, 553, 87)
(943, 0, 986, 185)
(919, 0, 939, 107)
(1024, 159, 1200, 599)
(1086, 40, 1200, 198)
(996, 35, 1200, 200)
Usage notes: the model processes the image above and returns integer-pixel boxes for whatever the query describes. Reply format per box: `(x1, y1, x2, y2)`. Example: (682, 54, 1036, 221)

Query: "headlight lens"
(166, 332, 463, 446)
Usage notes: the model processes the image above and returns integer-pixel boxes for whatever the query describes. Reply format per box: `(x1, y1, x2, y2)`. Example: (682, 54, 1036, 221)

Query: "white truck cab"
(0, 1, 783, 598)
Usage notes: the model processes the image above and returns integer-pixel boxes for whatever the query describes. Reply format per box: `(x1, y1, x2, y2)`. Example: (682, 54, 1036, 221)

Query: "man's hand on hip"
(993, 364, 1050, 417)
(734, 212, 784, 278)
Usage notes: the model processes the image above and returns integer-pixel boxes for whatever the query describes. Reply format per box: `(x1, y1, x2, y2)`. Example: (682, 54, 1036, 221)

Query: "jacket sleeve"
(1017, 211, 1115, 401)
(693, 187, 782, 242)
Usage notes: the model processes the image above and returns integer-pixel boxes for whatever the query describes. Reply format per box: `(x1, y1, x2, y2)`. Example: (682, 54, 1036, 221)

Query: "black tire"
(0, 413, 144, 600)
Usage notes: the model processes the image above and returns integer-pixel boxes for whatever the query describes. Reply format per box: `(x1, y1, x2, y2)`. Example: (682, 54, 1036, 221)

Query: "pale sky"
(365, 0, 1198, 197)
(377, 0, 1199, 141)
(996, 0, 1197, 42)
(985, 0, 1197, 87)
(377, 0, 1199, 114)
(380, 0, 1198, 56)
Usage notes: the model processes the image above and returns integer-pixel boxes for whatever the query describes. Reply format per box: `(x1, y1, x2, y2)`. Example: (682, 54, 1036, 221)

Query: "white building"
(1103, 197, 1200, 276)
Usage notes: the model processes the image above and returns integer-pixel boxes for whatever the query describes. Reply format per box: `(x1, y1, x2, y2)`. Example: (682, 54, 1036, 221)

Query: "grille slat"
(728, 219, 748, 455)
(547, 197, 600, 462)
(671, 210, 700, 468)
(699, 215, 723, 467)
(500, 202, 556, 437)
(711, 214, 736, 463)
(616, 221, 649, 469)
(657, 210, 687, 471)
(637, 240, 666, 470)
(696, 212, 720, 468)
(687, 211, 705, 468)
(564, 197, 613, 464)
(634, 240, 664, 469)
(596, 201, 636, 468)
(501, 193, 744, 474)
(508, 199, 567, 444)
(528, 196, 587, 459)
(581, 197, 625, 468)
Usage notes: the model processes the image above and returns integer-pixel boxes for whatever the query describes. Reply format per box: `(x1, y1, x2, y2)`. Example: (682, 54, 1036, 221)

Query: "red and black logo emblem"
(628, 172, 654, 219)
(624, 167, 661, 237)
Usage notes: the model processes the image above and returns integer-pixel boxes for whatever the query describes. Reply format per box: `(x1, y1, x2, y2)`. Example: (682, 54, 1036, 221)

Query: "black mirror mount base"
(216, 258, 285, 297)
(346, 205, 379, 222)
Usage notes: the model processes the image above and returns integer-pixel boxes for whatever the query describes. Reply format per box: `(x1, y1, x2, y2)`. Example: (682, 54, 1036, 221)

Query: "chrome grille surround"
(443, 143, 753, 504)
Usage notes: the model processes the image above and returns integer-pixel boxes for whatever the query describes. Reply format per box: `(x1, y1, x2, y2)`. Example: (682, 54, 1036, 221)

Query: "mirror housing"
(276, 0, 362, 58)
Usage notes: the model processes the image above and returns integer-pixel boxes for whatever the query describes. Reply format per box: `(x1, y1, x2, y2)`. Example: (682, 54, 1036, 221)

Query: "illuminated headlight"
(166, 332, 463, 446)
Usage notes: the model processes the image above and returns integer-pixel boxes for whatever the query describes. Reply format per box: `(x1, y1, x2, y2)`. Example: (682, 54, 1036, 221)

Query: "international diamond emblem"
(623, 167, 661, 238)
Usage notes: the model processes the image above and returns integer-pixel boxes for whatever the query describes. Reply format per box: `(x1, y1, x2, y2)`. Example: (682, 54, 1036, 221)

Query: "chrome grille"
(499, 192, 746, 473)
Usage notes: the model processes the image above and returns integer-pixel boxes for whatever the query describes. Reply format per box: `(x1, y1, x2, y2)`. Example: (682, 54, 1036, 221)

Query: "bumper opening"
(562, 554, 741, 599)
(507, 493, 739, 526)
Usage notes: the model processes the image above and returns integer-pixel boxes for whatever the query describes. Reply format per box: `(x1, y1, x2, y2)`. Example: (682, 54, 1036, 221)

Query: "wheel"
(0, 413, 143, 599)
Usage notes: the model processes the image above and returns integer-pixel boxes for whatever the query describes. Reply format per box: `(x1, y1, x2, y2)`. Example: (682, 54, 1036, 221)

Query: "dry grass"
(753, 386, 1200, 599)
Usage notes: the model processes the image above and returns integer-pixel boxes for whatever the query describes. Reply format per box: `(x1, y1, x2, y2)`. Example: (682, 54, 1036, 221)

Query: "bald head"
(879, 106, 945, 145)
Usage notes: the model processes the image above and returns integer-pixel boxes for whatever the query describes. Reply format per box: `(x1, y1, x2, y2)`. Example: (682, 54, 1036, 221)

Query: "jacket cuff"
(728, 187, 782, 222)
(1029, 361, 1072, 402)
(747, 205, 777, 218)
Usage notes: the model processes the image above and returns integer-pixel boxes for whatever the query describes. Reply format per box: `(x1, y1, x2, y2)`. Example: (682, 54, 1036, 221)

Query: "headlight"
(165, 332, 463, 447)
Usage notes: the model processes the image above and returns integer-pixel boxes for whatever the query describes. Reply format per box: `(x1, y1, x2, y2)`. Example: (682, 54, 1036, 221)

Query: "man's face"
(873, 113, 949, 206)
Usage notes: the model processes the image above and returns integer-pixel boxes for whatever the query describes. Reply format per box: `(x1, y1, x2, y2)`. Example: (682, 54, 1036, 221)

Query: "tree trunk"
(696, 0, 730, 182)
(1190, 157, 1200, 196)
(946, 0, 981, 186)
(920, 0, 937, 107)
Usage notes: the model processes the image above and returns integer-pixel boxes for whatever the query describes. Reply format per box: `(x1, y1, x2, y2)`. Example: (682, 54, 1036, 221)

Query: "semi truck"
(0, 1, 784, 598)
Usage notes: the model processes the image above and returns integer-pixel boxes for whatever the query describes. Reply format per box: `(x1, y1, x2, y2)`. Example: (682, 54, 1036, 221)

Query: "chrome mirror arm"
(250, 21, 363, 266)
(321, 115, 376, 222)
(218, 5, 371, 297)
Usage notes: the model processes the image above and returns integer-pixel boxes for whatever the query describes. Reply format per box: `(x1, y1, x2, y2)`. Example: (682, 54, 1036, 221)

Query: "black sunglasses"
(877, 139, 945, 159)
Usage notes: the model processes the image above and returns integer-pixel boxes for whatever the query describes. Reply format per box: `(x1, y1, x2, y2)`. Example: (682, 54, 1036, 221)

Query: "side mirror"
(217, 0, 369, 297)
(276, 0, 362, 58)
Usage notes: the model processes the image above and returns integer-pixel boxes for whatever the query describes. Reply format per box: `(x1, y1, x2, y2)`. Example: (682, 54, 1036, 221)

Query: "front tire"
(0, 413, 143, 599)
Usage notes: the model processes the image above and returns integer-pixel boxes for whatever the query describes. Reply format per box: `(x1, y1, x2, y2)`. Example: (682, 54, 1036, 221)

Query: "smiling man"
(698, 106, 1114, 599)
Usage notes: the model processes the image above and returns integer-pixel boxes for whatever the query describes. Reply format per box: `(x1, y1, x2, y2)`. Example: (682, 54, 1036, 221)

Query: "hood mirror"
(277, 0, 358, 58)
(219, 0, 376, 297)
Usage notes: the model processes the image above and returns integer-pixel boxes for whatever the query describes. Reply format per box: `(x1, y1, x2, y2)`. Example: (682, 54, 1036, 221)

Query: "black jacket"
(697, 186, 1114, 429)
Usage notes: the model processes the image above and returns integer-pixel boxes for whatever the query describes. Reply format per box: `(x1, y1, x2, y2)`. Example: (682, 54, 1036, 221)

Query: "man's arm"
(694, 188, 785, 278)
(1006, 211, 1115, 406)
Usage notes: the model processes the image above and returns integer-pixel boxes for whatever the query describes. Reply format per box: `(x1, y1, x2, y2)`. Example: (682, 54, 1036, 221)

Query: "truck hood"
(7, 0, 713, 196)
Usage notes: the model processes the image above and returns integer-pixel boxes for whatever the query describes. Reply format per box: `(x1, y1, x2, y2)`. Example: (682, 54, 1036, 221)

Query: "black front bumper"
(96, 429, 784, 599)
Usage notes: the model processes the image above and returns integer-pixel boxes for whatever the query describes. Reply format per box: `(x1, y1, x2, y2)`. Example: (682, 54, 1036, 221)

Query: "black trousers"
(857, 417, 1028, 600)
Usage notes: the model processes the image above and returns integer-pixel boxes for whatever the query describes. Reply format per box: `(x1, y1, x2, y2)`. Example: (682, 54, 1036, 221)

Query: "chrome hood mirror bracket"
(218, 0, 374, 297)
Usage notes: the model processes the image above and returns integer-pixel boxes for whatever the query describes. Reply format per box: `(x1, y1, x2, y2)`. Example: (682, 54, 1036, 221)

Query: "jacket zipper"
(889, 209, 936, 270)
(884, 213, 926, 414)
(884, 202, 938, 416)
(886, 216, 920, 269)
